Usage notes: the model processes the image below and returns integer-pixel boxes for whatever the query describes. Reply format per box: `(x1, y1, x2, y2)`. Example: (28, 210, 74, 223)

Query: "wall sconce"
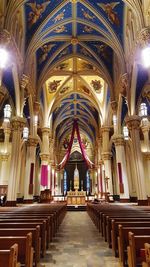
(4, 104, 11, 122)
(113, 114, 117, 126)
(23, 127, 29, 141)
(0, 48, 8, 69)
(139, 102, 147, 117)
(34, 115, 38, 125)
(123, 126, 129, 140)
(141, 46, 150, 68)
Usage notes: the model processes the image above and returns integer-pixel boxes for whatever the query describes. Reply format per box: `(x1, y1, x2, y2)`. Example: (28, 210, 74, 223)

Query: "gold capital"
(126, 115, 141, 130)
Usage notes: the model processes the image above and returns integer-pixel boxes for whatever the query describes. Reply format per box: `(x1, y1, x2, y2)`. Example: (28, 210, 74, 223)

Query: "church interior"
(0, 0, 150, 266)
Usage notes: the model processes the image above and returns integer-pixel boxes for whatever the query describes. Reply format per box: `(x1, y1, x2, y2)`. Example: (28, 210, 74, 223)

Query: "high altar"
(67, 164, 86, 205)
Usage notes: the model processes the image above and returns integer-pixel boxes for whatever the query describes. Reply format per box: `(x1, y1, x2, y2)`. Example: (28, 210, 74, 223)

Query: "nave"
(40, 211, 119, 267)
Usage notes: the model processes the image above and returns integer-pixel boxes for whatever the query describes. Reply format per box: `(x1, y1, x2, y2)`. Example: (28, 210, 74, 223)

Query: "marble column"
(101, 152, 113, 194)
(24, 136, 38, 203)
(0, 127, 11, 185)
(126, 115, 147, 203)
(112, 134, 129, 200)
(40, 127, 50, 189)
(7, 116, 26, 205)
(141, 122, 150, 152)
(143, 152, 150, 196)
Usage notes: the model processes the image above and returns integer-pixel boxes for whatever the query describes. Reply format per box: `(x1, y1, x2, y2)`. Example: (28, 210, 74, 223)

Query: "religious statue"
(74, 164, 79, 191)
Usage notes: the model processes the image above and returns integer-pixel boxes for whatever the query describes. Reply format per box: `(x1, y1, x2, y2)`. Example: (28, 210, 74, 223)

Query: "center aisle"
(40, 211, 120, 267)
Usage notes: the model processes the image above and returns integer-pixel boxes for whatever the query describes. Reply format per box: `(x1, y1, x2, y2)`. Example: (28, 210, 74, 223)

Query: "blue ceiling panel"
(77, 2, 109, 33)
(41, 2, 72, 33)
(76, 22, 103, 36)
(43, 22, 72, 39)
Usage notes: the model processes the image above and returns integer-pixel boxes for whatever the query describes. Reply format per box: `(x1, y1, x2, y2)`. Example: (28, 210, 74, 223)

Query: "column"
(126, 115, 147, 203)
(113, 134, 129, 200)
(0, 127, 11, 185)
(141, 122, 150, 152)
(101, 152, 113, 194)
(143, 152, 150, 196)
(40, 127, 50, 190)
(24, 136, 38, 203)
(101, 126, 113, 194)
(7, 116, 26, 205)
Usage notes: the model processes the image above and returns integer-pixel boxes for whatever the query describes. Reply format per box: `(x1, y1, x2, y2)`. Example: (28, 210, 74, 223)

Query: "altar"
(67, 191, 86, 205)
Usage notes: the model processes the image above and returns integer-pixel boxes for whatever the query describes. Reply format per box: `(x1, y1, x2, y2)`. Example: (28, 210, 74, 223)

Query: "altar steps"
(67, 205, 86, 211)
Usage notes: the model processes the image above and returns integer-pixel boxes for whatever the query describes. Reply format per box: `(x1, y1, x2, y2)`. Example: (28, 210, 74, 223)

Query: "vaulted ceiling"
(22, 0, 126, 147)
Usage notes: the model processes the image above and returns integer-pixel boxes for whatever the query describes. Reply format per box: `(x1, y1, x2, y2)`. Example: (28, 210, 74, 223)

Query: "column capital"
(11, 116, 26, 131)
(3, 127, 11, 135)
(125, 115, 141, 130)
(41, 127, 50, 135)
(138, 27, 150, 48)
(40, 153, 50, 162)
(102, 152, 112, 160)
(112, 134, 125, 146)
(110, 100, 118, 112)
(27, 136, 39, 147)
(0, 29, 11, 47)
(98, 160, 103, 165)
(0, 153, 9, 161)
(143, 152, 150, 160)
(101, 126, 111, 133)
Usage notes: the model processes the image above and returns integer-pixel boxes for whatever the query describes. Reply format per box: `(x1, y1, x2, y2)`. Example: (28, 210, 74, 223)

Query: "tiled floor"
(40, 211, 120, 267)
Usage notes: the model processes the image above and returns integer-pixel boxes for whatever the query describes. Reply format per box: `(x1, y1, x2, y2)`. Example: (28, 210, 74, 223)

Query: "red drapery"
(58, 120, 94, 170)
(41, 165, 48, 186)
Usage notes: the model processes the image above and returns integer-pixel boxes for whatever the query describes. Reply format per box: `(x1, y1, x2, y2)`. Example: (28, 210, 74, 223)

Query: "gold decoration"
(112, 135, 125, 146)
(27, 1, 50, 28)
(71, 38, 78, 45)
(53, 10, 65, 23)
(48, 80, 61, 93)
(53, 25, 67, 33)
(138, 27, 150, 48)
(82, 9, 95, 20)
(40, 153, 50, 161)
(0, 29, 11, 47)
(0, 153, 9, 161)
(102, 152, 112, 161)
(83, 26, 93, 33)
(126, 115, 141, 130)
(91, 80, 102, 93)
(119, 73, 129, 97)
(143, 86, 150, 103)
(27, 136, 39, 147)
(60, 86, 70, 94)
(11, 117, 26, 131)
(39, 44, 55, 64)
(20, 74, 29, 89)
(97, 2, 120, 26)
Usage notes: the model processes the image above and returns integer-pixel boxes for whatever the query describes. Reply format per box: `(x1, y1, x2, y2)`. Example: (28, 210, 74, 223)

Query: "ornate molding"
(71, 37, 78, 45)
(143, 152, 150, 160)
(40, 153, 50, 162)
(110, 101, 118, 112)
(11, 116, 26, 131)
(138, 27, 150, 48)
(102, 152, 112, 161)
(20, 74, 29, 89)
(0, 153, 9, 161)
(119, 73, 129, 97)
(0, 29, 11, 47)
(112, 134, 125, 146)
(27, 136, 39, 147)
(126, 115, 141, 130)
(41, 127, 50, 135)
(101, 126, 110, 133)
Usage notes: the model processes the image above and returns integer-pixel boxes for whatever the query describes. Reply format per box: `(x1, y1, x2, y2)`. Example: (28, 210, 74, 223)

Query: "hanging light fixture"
(4, 104, 12, 122)
(123, 126, 129, 140)
(23, 127, 29, 141)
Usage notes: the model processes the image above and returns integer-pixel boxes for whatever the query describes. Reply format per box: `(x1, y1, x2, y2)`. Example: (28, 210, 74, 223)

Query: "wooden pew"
(0, 244, 20, 267)
(118, 226, 150, 267)
(127, 232, 150, 267)
(0, 233, 33, 267)
(0, 227, 40, 266)
(111, 220, 150, 257)
(142, 243, 150, 267)
(0, 222, 46, 257)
